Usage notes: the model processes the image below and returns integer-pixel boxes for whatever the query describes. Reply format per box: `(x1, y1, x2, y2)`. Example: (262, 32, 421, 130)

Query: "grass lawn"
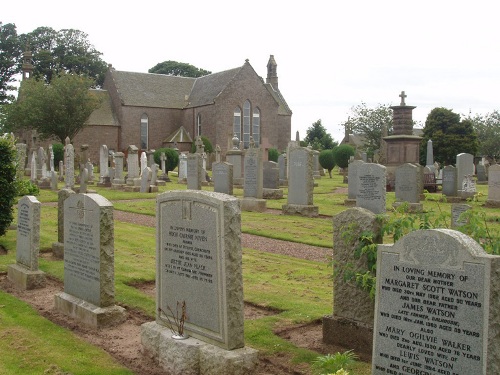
(0, 171, 498, 374)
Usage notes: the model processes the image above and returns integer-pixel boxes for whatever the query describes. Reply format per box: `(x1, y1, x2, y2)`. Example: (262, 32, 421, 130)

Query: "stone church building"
(34, 55, 292, 162)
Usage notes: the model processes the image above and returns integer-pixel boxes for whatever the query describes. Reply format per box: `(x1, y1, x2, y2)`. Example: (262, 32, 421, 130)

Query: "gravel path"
(112, 210, 332, 263)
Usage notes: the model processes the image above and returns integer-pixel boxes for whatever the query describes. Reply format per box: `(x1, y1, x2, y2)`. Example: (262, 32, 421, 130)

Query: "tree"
(420, 107, 478, 166)
(467, 110, 500, 160)
(4, 72, 102, 143)
(18, 27, 108, 86)
(332, 144, 355, 182)
(319, 149, 336, 178)
(149, 61, 211, 78)
(342, 102, 393, 158)
(0, 23, 21, 104)
(304, 119, 336, 150)
(0, 133, 17, 236)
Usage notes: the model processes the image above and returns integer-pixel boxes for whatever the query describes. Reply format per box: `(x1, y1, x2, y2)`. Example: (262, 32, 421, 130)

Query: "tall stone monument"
(383, 91, 422, 181)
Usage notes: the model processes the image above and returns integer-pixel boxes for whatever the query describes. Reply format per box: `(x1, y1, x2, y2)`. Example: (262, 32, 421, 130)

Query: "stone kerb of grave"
(141, 190, 258, 375)
(54, 193, 126, 328)
(372, 229, 500, 375)
(8, 195, 46, 290)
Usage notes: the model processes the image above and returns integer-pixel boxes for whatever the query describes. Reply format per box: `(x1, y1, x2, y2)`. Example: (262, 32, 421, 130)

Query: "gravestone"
(241, 141, 266, 212)
(15, 143, 27, 180)
(178, 153, 188, 181)
(50, 170, 58, 190)
(140, 151, 148, 176)
(52, 188, 75, 259)
(485, 164, 500, 207)
(140, 167, 152, 193)
(213, 161, 233, 195)
(54, 193, 126, 328)
(356, 163, 386, 214)
(98, 144, 110, 186)
(459, 174, 476, 199)
(126, 145, 140, 179)
(456, 153, 474, 192)
(282, 146, 318, 217)
(226, 135, 243, 185)
(323, 207, 381, 356)
(79, 168, 88, 193)
(112, 152, 125, 186)
(58, 160, 64, 181)
(263, 160, 283, 199)
(345, 159, 364, 205)
(372, 229, 500, 375)
(141, 190, 258, 375)
(278, 153, 287, 185)
(451, 203, 472, 228)
(7, 196, 46, 290)
(441, 165, 457, 197)
(30, 151, 37, 182)
(476, 162, 487, 183)
(64, 138, 75, 189)
(394, 163, 422, 211)
(426, 139, 435, 173)
(187, 153, 203, 190)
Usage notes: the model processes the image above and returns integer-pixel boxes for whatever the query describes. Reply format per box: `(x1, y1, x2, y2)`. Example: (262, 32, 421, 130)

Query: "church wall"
(118, 106, 184, 154)
(73, 125, 119, 164)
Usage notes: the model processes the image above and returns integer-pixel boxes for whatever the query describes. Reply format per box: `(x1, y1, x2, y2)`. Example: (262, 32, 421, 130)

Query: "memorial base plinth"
(262, 188, 283, 200)
(123, 185, 140, 192)
(7, 264, 46, 290)
(458, 190, 476, 200)
(282, 204, 319, 217)
(322, 315, 373, 357)
(392, 202, 423, 212)
(344, 198, 356, 206)
(141, 321, 258, 375)
(54, 292, 126, 328)
(156, 180, 166, 186)
(485, 199, 500, 208)
(240, 197, 267, 212)
(52, 242, 64, 259)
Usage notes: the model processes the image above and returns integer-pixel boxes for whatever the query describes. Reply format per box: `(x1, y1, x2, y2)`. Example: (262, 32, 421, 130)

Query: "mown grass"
(1, 171, 498, 374)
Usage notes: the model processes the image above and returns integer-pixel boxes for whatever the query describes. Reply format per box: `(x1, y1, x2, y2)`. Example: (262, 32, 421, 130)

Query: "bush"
(0, 134, 17, 236)
(153, 148, 179, 173)
(268, 148, 280, 162)
(190, 136, 213, 154)
(15, 179, 40, 196)
(332, 144, 355, 169)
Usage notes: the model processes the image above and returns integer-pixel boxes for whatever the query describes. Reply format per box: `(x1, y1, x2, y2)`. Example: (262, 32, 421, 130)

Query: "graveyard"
(1, 156, 499, 374)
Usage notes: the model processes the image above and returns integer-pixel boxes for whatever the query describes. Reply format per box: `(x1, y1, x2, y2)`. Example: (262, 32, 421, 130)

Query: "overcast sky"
(5, 0, 500, 143)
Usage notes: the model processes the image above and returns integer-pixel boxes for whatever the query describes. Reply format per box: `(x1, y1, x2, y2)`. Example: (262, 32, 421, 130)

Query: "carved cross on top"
(399, 91, 407, 106)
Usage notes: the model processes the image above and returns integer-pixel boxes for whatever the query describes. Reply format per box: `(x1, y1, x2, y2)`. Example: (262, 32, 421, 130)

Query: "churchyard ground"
(0, 172, 498, 374)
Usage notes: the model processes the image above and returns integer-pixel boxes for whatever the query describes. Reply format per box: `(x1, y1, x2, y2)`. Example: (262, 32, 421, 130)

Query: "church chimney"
(266, 55, 278, 89)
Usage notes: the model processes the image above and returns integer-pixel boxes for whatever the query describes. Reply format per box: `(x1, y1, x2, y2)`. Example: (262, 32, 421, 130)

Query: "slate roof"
(85, 89, 119, 126)
(109, 62, 291, 114)
(186, 67, 241, 108)
(111, 70, 195, 108)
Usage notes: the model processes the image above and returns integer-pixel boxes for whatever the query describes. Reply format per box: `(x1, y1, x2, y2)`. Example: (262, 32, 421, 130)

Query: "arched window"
(197, 113, 202, 136)
(243, 100, 251, 148)
(252, 107, 260, 146)
(233, 107, 241, 143)
(140, 114, 148, 150)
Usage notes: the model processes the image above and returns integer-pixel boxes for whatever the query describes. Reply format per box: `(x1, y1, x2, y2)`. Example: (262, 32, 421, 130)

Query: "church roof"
(85, 89, 119, 126)
(264, 83, 292, 115)
(111, 70, 195, 108)
(186, 67, 241, 107)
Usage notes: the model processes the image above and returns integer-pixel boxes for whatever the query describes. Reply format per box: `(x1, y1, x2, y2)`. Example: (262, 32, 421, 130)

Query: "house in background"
(25, 55, 292, 162)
